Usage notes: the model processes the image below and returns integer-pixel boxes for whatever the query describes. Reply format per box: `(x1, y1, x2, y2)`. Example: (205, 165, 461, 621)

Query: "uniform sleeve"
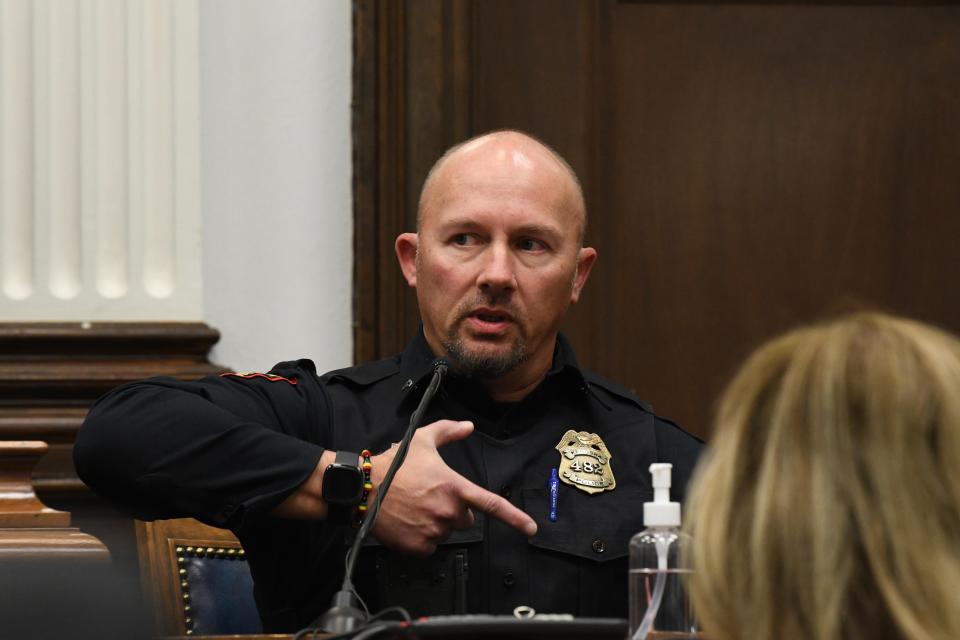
(73, 359, 327, 530)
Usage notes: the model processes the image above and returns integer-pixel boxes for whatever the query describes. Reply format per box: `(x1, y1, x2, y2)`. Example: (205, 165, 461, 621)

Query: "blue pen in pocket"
(549, 467, 559, 522)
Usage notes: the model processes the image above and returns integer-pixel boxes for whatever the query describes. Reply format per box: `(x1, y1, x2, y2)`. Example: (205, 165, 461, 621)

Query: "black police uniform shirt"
(74, 329, 704, 632)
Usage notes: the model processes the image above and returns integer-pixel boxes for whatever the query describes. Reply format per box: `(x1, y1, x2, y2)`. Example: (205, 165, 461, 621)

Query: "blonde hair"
(686, 312, 960, 640)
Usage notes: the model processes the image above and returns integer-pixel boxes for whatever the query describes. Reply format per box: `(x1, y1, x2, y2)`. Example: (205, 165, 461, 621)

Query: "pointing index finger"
(458, 479, 538, 537)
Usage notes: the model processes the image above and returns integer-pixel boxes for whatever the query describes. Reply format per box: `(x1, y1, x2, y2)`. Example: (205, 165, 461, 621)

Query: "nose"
(476, 242, 516, 296)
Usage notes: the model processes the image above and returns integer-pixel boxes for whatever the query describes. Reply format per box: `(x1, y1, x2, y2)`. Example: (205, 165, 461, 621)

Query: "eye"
(451, 233, 473, 246)
(517, 238, 547, 252)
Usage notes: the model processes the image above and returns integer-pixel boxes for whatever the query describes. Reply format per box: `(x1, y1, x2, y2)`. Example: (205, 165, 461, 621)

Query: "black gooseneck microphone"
(311, 358, 449, 634)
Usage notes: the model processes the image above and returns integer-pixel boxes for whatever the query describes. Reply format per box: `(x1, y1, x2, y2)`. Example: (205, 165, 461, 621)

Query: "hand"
(369, 419, 538, 555)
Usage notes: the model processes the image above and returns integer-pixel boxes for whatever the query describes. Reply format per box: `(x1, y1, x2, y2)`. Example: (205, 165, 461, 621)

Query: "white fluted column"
(0, 0, 202, 321)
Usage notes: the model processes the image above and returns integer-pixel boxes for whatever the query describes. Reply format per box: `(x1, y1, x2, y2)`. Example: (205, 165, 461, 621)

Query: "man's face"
(397, 137, 595, 382)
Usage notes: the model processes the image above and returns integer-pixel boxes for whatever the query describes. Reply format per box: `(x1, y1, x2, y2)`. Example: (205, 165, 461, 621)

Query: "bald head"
(418, 130, 588, 244)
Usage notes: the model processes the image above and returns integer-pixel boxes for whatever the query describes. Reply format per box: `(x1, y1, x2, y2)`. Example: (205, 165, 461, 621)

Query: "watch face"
(323, 464, 363, 504)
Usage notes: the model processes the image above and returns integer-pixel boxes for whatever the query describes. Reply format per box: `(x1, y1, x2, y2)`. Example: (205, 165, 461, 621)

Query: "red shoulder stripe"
(219, 372, 298, 385)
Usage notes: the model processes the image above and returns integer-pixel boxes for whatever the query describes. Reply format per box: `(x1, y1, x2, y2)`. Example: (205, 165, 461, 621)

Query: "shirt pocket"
(521, 487, 649, 616)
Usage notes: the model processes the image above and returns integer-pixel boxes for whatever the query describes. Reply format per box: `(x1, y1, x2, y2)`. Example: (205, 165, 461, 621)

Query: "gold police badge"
(555, 430, 616, 494)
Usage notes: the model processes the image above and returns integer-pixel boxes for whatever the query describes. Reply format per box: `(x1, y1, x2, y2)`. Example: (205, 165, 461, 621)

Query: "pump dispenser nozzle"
(643, 463, 681, 528)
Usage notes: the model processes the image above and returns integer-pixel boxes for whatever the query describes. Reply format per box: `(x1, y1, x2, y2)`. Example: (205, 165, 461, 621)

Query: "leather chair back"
(136, 518, 262, 636)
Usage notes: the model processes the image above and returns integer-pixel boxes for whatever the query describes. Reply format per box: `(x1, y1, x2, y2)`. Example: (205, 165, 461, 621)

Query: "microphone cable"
(311, 359, 449, 633)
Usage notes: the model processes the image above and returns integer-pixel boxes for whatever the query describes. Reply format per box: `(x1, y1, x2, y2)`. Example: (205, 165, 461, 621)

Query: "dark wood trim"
(352, 0, 475, 364)
(0, 321, 224, 496)
(447, 0, 474, 142)
(0, 441, 70, 528)
(352, 0, 409, 364)
(0, 323, 220, 404)
(0, 321, 220, 355)
(0, 441, 109, 562)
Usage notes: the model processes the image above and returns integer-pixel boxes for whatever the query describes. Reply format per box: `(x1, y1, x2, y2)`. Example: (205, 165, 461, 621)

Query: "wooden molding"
(0, 322, 221, 400)
(0, 440, 109, 563)
(0, 441, 69, 528)
(0, 321, 224, 497)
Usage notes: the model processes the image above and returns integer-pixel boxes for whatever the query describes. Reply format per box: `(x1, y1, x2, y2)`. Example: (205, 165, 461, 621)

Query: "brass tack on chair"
(206, 547, 214, 555)
(184, 605, 192, 613)
(179, 568, 187, 576)
(185, 631, 193, 636)
(175, 546, 184, 554)
(177, 556, 185, 565)
(186, 546, 195, 554)
(216, 547, 225, 556)
(238, 549, 245, 557)
(183, 593, 191, 602)
(180, 580, 189, 589)
(227, 548, 237, 557)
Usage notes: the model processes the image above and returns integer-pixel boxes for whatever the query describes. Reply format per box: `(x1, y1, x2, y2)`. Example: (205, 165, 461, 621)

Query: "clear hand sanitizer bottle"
(628, 463, 699, 639)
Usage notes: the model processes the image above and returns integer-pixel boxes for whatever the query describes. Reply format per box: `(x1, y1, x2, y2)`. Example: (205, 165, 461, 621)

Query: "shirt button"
(591, 538, 606, 554)
(499, 485, 512, 499)
(502, 571, 516, 588)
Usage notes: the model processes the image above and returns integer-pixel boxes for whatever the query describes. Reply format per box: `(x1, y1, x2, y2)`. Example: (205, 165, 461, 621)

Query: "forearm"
(270, 450, 334, 519)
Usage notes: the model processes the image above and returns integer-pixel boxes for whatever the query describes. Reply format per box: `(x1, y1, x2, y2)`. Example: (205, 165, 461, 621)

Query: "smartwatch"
(322, 450, 363, 525)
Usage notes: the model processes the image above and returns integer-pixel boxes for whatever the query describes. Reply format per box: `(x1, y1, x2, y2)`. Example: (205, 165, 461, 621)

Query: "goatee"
(441, 333, 528, 379)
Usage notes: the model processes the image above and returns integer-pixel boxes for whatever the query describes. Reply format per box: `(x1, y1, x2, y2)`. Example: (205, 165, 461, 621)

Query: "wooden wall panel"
(354, 1, 960, 439)
(591, 3, 960, 436)
(353, 0, 474, 361)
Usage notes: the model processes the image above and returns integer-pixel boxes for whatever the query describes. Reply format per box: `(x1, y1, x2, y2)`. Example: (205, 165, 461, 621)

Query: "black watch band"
(323, 450, 362, 525)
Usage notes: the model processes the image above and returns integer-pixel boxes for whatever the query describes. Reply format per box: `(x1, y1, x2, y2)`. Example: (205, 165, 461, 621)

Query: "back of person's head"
(686, 311, 960, 640)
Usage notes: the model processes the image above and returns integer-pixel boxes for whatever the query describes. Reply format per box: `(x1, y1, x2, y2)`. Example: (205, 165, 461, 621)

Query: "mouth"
(463, 308, 515, 333)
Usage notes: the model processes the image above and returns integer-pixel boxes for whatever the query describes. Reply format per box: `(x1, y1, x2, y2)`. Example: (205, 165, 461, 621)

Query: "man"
(75, 130, 702, 632)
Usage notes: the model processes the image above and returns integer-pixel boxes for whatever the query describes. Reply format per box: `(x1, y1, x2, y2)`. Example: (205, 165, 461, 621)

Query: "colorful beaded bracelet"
(355, 449, 373, 524)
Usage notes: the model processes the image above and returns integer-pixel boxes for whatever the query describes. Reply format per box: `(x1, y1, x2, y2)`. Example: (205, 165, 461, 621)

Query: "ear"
(395, 232, 419, 287)
(570, 247, 597, 304)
